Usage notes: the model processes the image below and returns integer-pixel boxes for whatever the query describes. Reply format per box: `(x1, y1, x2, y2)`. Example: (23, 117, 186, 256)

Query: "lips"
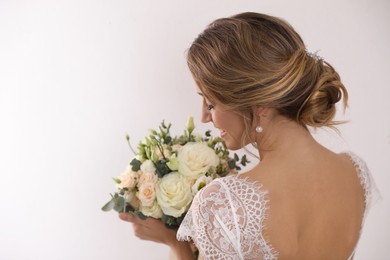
(220, 130, 227, 138)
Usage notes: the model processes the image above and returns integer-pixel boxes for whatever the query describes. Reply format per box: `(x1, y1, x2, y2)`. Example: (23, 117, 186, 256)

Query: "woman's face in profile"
(197, 89, 246, 150)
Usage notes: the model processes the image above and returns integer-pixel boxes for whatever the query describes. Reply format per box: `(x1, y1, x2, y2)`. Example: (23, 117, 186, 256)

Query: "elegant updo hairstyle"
(187, 12, 348, 140)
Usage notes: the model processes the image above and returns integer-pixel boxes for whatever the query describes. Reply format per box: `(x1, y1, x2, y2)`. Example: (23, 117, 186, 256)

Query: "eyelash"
(207, 104, 215, 111)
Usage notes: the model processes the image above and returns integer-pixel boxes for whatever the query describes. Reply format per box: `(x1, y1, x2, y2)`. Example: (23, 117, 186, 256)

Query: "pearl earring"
(255, 126, 263, 133)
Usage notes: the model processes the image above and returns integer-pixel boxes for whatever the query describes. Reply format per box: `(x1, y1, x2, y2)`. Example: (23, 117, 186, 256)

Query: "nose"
(201, 101, 212, 123)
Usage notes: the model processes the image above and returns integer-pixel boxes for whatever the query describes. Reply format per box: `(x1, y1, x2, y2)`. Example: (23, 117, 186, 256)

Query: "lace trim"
(342, 151, 379, 260)
(177, 175, 278, 259)
(342, 151, 373, 214)
(233, 176, 278, 260)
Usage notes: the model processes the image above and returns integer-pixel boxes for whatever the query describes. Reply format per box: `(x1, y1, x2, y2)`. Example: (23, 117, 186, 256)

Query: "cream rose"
(137, 182, 156, 206)
(178, 142, 220, 180)
(153, 145, 171, 160)
(171, 144, 183, 153)
(138, 171, 158, 186)
(191, 175, 214, 196)
(140, 200, 163, 219)
(156, 172, 192, 217)
(118, 166, 138, 190)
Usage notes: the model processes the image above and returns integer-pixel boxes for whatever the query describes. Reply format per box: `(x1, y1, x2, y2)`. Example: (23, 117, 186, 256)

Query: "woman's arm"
(119, 213, 195, 260)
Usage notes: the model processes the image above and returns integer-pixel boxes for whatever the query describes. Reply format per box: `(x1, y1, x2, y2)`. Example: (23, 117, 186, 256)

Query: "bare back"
(251, 148, 366, 259)
(177, 145, 371, 260)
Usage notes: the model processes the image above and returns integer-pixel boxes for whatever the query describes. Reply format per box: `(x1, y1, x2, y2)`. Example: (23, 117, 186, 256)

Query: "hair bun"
(298, 61, 348, 128)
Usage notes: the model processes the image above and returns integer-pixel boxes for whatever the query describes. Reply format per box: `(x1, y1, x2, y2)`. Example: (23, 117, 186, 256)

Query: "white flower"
(178, 142, 220, 180)
(191, 175, 213, 196)
(140, 200, 163, 219)
(166, 153, 179, 171)
(135, 154, 145, 163)
(156, 172, 192, 217)
(137, 182, 156, 206)
(118, 166, 138, 190)
(140, 160, 156, 174)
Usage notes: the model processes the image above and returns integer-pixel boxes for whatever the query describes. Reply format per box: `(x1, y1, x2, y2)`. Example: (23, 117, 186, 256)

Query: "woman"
(119, 12, 374, 259)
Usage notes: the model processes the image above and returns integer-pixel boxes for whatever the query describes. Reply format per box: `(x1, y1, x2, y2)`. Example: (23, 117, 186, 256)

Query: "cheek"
(215, 111, 245, 133)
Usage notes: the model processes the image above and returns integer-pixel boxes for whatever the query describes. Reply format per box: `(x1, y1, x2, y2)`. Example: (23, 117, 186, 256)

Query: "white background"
(0, 0, 389, 259)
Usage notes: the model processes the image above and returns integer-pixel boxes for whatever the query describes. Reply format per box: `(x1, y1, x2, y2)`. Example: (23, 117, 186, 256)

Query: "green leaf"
(112, 177, 121, 184)
(155, 159, 171, 178)
(138, 212, 147, 220)
(113, 196, 126, 212)
(228, 159, 236, 169)
(234, 153, 239, 161)
(130, 158, 142, 171)
(241, 154, 249, 166)
(164, 136, 172, 144)
(101, 199, 115, 212)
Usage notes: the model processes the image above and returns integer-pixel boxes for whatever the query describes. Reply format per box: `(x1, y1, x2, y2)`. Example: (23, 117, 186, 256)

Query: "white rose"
(156, 172, 192, 217)
(140, 160, 156, 174)
(140, 200, 163, 219)
(137, 182, 156, 207)
(118, 166, 138, 190)
(178, 142, 220, 180)
(191, 175, 214, 196)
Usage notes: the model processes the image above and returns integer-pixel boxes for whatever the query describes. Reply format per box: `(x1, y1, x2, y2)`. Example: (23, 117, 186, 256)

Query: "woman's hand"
(118, 212, 177, 245)
(118, 213, 196, 259)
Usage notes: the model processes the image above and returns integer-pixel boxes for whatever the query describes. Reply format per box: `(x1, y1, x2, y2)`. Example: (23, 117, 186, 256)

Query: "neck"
(255, 117, 318, 161)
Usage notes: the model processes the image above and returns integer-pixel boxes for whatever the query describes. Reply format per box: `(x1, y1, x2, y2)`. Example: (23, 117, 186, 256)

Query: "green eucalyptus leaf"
(138, 212, 147, 220)
(101, 199, 115, 212)
(155, 159, 171, 178)
(113, 196, 125, 212)
(228, 159, 236, 169)
(241, 154, 249, 166)
(164, 136, 172, 144)
(130, 158, 142, 171)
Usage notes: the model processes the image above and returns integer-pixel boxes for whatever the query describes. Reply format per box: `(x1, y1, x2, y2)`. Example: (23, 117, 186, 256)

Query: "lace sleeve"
(177, 176, 277, 260)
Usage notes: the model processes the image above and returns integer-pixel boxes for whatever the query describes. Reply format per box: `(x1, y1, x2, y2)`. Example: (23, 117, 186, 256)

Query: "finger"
(118, 212, 137, 222)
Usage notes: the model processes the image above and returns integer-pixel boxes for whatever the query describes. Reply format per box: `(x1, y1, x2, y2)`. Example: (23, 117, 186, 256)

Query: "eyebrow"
(197, 92, 203, 96)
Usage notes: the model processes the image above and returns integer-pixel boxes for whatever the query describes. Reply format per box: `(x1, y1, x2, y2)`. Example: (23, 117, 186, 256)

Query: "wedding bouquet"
(102, 116, 249, 228)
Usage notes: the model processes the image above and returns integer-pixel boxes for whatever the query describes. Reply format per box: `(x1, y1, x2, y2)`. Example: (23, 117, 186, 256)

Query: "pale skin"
(119, 93, 365, 259)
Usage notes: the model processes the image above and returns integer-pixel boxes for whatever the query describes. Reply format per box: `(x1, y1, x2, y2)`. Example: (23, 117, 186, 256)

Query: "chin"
(224, 141, 243, 151)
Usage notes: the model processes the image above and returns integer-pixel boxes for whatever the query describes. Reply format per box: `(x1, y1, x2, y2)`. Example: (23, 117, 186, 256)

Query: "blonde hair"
(187, 12, 348, 144)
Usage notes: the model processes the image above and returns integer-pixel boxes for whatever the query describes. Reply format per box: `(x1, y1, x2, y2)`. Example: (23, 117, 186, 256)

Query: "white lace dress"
(176, 152, 376, 260)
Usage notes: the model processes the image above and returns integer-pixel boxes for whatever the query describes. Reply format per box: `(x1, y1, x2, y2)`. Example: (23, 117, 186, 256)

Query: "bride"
(119, 12, 375, 259)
